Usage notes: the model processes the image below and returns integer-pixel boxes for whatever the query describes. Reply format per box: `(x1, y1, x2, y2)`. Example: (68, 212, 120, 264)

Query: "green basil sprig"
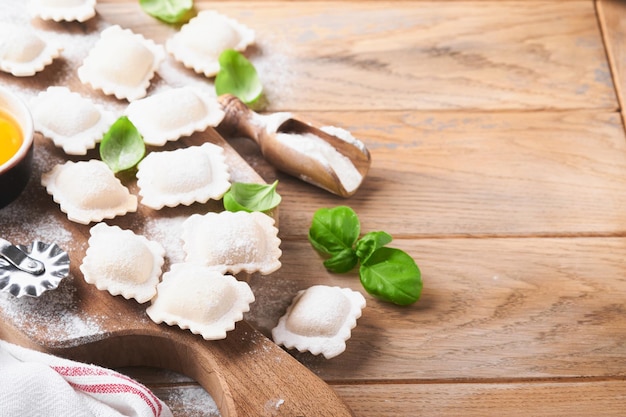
(215, 49, 263, 105)
(99, 116, 145, 173)
(223, 180, 281, 213)
(309, 206, 422, 306)
(139, 0, 194, 24)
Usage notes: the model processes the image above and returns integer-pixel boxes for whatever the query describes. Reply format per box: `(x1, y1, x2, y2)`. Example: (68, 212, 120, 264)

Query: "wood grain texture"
(334, 381, 626, 417)
(119, 373, 626, 417)
(228, 110, 626, 237)
(96, 1, 616, 111)
(244, 238, 626, 381)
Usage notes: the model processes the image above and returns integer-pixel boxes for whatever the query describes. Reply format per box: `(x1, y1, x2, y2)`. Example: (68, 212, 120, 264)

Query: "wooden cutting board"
(0, 4, 354, 416)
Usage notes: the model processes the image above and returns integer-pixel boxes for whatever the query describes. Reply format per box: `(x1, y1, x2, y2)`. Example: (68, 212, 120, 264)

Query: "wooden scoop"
(217, 94, 372, 198)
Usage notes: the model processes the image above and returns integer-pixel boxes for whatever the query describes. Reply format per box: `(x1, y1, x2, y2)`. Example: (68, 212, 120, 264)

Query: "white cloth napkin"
(0, 340, 173, 417)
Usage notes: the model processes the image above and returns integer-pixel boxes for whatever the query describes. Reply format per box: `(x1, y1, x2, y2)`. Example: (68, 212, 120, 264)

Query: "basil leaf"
(355, 231, 393, 263)
(215, 49, 263, 105)
(139, 0, 193, 23)
(223, 180, 281, 213)
(308, 206, 360, 257)
(323, 248, 359, 273)
(359, 247, 422, 306)
(99, 116, 145, 173)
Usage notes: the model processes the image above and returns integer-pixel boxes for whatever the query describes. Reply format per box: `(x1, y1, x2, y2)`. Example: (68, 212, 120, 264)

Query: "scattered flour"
(0, 274, 103, 345)
(264, 398, 285, 416)
(165, 386, 220, 417)
(155, 56, 217, 97)
(0, 199, 74, 250)
(141, 215, 187, 265)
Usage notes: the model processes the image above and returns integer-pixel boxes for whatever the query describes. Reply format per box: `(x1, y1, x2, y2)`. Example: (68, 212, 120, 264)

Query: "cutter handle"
(0, 238, 45, 275)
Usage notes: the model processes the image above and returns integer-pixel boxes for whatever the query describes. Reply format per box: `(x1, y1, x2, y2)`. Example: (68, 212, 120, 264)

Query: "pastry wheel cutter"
(0, 238, 70, 298)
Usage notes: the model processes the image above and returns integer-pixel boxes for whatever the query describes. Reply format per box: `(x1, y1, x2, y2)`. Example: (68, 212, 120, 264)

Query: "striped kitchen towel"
(0, 340, 173, 417)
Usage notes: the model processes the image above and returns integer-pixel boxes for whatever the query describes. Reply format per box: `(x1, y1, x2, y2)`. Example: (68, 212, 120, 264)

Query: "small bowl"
(0, 87, 34, 209)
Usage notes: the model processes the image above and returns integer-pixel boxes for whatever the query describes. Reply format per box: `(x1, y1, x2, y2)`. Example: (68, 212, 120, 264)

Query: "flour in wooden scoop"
(276, 129, 364, 193)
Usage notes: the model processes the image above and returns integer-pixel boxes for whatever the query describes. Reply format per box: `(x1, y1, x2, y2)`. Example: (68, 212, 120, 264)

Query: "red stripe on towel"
(52, 366, 163, 417)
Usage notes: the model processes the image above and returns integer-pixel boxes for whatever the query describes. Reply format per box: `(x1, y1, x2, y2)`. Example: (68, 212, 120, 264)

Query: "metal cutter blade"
(0, 239, 70, 298)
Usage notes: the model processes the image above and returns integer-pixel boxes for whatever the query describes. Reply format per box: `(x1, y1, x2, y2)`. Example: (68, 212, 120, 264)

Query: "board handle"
(51, 320, 355, 417)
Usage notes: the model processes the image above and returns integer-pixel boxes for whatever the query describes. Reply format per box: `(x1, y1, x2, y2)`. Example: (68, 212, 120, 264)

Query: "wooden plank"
(228, 110, 626, 238)
(95, 1, 616, 111)
(241, 237, 626, 381)
(334, 381, 626, 417)
(117, 367, 626, 417)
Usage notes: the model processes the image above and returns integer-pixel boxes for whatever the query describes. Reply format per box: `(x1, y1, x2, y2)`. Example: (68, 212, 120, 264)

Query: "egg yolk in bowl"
(0, 110, 22, 166)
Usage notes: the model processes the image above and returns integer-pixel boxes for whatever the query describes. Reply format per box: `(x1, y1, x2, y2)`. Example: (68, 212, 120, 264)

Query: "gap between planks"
(279, 231, 626, 241)
(325, 375, 626, 386)
(595, 0, 626, 127)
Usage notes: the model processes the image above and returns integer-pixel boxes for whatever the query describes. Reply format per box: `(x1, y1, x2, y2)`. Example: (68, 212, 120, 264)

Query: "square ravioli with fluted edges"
(28, 0, 96, 22)
(80, 223, 166, 303)
(182, 210, 281, 275)
(166, 10, 254, 77)
(136, 142, 231, 209)
(272, 285, 366, 359)
(78, 25, 164, 101)
(0, 24, 62, 77)
(41, 160, 137, 224)
(146, 263, 255, 340)
(124, 87, 225, 146)
(31, 86, 116, 155)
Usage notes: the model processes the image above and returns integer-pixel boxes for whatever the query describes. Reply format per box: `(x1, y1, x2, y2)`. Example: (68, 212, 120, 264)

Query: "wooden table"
(10, 0, 626, 415)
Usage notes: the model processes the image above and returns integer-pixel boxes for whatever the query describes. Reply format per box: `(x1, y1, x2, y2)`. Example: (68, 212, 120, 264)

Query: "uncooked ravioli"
(31, 86, 116, 155)
(125, 87, 225, 146)
(146, 263, 255, 340)
(166, 10, 255, 77)
(28, 0, 96, 22)
(80, 223, 166, 303)
(78, 25, 165, 101)
(0, 24, 62, 77)
(272, 285, 366, 359)
(181, 211, 281, 275)
(136, 143, 231, 209)
(41, 160, 137, 224)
